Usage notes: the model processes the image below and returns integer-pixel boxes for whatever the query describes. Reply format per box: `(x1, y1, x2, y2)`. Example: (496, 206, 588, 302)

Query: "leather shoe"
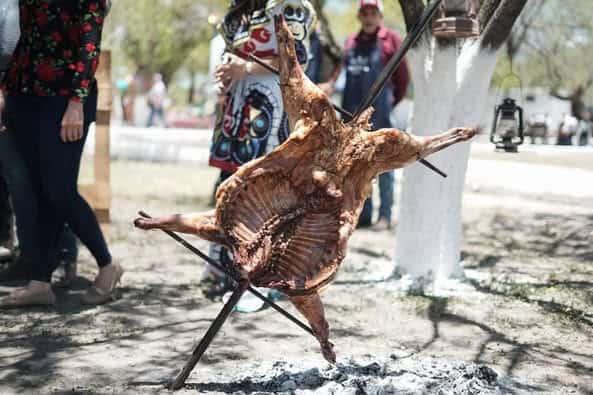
(82, 263, 124, 305)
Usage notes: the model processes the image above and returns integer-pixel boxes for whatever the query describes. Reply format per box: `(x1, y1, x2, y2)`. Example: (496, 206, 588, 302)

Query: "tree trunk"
(393, 0, 526, 292)
(188, 70, 195, 105)
(394, 41, 498, 289)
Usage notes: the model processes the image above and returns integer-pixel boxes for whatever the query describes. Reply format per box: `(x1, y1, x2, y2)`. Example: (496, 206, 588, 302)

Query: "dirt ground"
(0, 155, 592, 395)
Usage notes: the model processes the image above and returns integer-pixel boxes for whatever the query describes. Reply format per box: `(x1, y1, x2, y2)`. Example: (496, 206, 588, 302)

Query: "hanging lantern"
(432, 0, 480, 39)
(490, 97, 524, 153)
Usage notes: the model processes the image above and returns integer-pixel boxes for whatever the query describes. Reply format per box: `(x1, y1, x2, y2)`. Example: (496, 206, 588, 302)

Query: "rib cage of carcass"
(135, 15, 476, 363)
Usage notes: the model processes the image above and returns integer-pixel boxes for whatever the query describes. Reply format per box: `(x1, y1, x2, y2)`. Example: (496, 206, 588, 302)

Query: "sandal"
(81, 263, 124, 305)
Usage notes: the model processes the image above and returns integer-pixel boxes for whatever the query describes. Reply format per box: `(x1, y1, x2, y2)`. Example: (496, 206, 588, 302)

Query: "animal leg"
(134, 210, 226, 244)
(370, 127, 477, 173)
(289, 292, 336, 363)
(274, 15, 337, 128)
(417, 127, 477, 158)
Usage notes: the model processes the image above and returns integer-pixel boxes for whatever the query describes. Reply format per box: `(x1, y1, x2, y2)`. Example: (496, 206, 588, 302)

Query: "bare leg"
(289, 292, 336, 363)
(133, 210, 226, 244)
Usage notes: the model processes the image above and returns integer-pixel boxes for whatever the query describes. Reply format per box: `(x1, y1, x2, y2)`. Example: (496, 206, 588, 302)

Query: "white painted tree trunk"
(393, 39, 499, 291)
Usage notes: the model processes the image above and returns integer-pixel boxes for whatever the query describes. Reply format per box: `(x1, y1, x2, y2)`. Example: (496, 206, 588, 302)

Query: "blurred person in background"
(557, 113, 578, 146)
(576, 109, 592, 146)
(321, 0, 409, 231)
(146, 72, 169, 127)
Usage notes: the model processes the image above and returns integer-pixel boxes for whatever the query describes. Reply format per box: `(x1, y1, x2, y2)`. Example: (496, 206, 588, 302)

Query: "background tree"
(104, 0, 217, 84)
(393, 0, 528, 291)
(310, 0, 343, 81)
(511, 0, 593, 118)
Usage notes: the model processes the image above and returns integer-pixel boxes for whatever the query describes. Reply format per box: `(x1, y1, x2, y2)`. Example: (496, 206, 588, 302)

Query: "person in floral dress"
(0, 0, 122, 307)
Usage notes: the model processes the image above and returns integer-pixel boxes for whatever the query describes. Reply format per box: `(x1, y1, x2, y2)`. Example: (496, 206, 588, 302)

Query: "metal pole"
(231, 48, 447, 178)
(138, 211, 315, 338)
(171, 281, 248, 390)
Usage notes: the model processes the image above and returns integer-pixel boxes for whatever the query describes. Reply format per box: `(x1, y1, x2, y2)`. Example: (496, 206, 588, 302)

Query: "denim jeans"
(146, 105, 165, 127)
(358, 170, 395, 225)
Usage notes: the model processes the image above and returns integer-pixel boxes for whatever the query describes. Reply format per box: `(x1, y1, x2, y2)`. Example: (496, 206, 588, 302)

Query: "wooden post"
(79, 50, 112, 224)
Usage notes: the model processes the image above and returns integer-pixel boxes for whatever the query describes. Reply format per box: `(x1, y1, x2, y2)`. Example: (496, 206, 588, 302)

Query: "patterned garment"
(209, 0, 317, 172)
(1, 0, 108, 102)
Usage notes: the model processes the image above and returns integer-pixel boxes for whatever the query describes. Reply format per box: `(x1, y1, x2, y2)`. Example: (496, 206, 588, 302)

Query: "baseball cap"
(359, 0, 384, 13)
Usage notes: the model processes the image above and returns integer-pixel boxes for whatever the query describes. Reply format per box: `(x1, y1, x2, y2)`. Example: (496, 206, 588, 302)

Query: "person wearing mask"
(322, 0, 409, 230)
(0, 0, 121, 307)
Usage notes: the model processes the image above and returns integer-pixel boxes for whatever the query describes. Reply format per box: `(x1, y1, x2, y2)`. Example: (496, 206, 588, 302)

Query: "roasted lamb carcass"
(134, 15, 476, 364)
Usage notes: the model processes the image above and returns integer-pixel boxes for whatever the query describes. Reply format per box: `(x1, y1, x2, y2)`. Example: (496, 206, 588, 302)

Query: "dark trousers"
(0, 170, 11, 246)
(0, 131, 78, 269)
(58, 224, 78, 264)
(0, 130, 37, 266)
(358, 171, 395, 226)
(3, 91, 111, 282)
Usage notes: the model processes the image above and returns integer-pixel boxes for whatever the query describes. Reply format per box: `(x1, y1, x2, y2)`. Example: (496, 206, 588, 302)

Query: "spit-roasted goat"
(134, 16, 476, 364)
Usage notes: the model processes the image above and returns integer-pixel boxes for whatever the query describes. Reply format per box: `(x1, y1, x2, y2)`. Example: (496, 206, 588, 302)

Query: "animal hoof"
(453, 127, 477, 140)
(322, 342, 336, 364)
(134, 218, 154, 230)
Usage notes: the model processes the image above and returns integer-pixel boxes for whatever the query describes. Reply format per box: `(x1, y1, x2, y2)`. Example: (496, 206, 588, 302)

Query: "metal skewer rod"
(171, 281, 248, 390)
(138, 211, 315, 337)
(230, 48, 353, 119)
(230, 44, 447, 178)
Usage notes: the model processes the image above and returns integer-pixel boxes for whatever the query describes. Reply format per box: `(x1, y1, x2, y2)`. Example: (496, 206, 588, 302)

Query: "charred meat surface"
(134, 16, 476, 363)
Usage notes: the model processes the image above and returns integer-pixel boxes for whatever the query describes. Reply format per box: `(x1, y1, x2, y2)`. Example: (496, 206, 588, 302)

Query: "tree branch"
(478, 0, 502, 31)
(310, 0, 342, 62)
(584, 76, 593, 90)
(397, 0, 425, 33)
(481, 0, 528, 51)
(550, 90, 571, 101)
(526, 40, 563, 89)
(506, 0, 545, 60)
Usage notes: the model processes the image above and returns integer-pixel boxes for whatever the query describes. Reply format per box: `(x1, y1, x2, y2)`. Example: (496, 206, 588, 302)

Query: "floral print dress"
(2, 0, 108, 103)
